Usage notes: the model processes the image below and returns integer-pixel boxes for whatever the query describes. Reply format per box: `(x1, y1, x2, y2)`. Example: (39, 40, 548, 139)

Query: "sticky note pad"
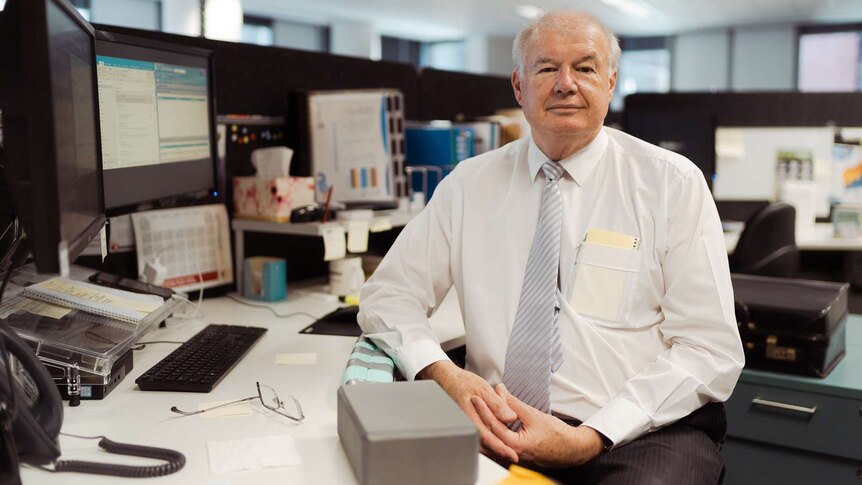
(347, 220, 370, 253)
(275, 353, 318, 365)
(322, 225, 347, 261)
(584, 228, 639, 250)
(370, 217, 393, 233)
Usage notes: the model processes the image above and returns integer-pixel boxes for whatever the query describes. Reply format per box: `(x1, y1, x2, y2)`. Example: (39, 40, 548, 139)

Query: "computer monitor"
(94, 31, 220, 215)
(0, 0, 106, 275)
(623, 110, 716, 190)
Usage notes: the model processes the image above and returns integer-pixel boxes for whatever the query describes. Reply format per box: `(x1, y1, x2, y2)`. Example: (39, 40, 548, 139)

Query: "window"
(381, 36, 421, 68)
(242, 15, 274, 46)
(611, 37, 671, 112)
(271, 19, 329, 52)
(421, 40, 467, 72)
(798, 25, 862, 92)
(382, 36, 467, 71)
(71, 0, 91, 21)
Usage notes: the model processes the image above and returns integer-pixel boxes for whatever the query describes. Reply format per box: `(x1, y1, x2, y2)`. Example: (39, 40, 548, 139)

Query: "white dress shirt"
(358, 126, 745, 447)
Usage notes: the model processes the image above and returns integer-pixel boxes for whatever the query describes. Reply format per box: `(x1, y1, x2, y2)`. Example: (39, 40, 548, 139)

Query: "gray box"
(337, 380, 479, 485)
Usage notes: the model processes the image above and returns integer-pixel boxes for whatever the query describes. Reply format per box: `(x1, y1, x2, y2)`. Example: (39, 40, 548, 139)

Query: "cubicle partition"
(416, 68, 518, 121)
(624, 92, 862, 223)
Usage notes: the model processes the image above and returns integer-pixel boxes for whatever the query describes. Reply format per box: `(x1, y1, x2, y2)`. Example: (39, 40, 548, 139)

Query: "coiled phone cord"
(46, 435, 185, 478)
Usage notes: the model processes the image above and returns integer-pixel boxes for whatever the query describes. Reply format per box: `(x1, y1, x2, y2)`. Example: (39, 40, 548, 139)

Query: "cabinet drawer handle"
(752, 397, 817, 415)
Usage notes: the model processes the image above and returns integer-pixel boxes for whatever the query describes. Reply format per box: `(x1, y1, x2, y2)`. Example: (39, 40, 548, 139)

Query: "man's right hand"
(418, 360, 519, 463)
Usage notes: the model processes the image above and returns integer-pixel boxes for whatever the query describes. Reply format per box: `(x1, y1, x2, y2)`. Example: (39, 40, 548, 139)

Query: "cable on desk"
(46, 433, 186, 478)
(226, 293, 320, 320)
(168, 293, 206, 321)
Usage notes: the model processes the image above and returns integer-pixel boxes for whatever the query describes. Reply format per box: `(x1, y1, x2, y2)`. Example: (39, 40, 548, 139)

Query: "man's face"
(512, 22, 617, 150)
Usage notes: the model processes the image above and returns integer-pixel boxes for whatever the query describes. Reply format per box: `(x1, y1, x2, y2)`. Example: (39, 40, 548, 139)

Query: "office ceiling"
(243, 0, 862, 40)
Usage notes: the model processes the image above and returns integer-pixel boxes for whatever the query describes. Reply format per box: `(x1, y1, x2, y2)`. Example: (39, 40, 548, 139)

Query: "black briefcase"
(732, 274, 849, 378)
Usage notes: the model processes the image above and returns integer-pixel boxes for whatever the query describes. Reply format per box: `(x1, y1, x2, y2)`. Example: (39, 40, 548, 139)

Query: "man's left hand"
(471, 383, 605, 467)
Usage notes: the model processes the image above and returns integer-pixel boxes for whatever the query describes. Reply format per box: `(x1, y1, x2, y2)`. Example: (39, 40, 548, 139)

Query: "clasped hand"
(420, 362, 603, 467)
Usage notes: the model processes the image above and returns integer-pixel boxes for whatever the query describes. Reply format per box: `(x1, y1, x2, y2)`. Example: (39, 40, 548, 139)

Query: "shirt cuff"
(581, 398, 652, 448)
(393, 339, 451, 381)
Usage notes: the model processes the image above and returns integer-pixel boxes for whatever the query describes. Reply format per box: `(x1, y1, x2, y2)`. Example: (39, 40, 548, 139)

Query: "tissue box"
(337, 381, 478, 485)
(233, 176, 315, 222)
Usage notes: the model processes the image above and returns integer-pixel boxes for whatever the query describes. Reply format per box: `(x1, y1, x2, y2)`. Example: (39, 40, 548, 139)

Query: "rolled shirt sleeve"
(358, 174, 458, 380)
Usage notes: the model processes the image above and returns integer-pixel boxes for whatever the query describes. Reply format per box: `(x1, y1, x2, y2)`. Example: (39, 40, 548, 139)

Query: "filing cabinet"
(722, 316, 862, 484)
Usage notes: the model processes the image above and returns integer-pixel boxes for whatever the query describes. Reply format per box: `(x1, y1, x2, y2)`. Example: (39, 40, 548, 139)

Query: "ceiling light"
(598, 0, 651, 18)
(515, 5, 545, 20)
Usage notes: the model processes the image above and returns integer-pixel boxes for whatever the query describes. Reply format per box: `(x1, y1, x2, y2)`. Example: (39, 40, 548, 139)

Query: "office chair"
(729, 202, 799, 278)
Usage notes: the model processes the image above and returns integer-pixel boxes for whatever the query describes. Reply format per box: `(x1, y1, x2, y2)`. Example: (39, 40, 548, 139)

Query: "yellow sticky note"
(585, 228, 639, 250)
(275, 353, 318, 365)
(496, 465, 556, 485)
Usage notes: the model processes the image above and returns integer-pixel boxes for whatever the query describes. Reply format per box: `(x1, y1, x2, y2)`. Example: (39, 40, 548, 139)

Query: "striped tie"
(503, 161, 564, 421)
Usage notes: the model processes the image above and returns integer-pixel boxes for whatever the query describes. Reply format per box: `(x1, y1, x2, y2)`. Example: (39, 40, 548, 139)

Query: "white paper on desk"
(207, 434, 301, 475)
(346, 220, 370, 253)
(275, 353, 318, 365)
(322, 225, 346, 261)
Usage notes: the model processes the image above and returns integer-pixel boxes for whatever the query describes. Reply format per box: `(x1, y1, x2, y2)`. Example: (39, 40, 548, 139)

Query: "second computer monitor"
(95, 31, 219, 215)
(0, 0, 106, 275)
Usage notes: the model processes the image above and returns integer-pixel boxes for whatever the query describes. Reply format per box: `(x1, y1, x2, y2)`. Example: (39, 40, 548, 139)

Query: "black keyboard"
(136, 324, 267, 392)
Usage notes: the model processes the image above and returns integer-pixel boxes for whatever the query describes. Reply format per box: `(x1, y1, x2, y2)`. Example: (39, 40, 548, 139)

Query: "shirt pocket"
(565, 241, 641, 326)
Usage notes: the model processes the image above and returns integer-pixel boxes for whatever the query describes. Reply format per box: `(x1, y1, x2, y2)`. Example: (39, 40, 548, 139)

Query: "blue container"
(243, 257, 287, 301)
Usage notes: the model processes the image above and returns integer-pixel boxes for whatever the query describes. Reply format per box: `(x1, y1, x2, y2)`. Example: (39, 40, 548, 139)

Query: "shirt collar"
(527, 128, 609, 186)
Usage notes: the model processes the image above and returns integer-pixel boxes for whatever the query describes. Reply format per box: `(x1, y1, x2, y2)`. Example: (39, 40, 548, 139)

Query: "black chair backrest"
(729, 202, 799, 278)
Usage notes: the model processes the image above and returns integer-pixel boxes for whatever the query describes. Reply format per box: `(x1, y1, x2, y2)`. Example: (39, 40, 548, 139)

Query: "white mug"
(329, 257, 365, 296)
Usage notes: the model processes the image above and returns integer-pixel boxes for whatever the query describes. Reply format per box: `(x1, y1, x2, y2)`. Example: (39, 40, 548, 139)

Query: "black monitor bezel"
(93, 30, 222, 218)
(0, 0, 106, 274)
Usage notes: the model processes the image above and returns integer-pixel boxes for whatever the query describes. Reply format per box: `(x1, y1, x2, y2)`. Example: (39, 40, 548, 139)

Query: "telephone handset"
(0, 326, 186, 483)
(0, 324, 62, 482)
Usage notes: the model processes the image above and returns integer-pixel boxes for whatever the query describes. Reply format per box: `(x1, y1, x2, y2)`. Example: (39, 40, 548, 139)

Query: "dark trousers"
(525, 402, 727, 485)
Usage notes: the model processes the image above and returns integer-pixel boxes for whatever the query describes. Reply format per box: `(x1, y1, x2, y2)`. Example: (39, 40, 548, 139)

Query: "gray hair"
(512, 10, 621, 77)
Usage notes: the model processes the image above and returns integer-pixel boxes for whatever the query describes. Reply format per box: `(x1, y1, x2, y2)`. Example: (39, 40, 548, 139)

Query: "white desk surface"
(20, 289, 506, 485)
(725, 222, 862, 253)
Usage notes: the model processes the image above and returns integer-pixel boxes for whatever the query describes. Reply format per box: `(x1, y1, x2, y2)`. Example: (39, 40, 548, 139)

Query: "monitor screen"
(624, 110, 716, 190)
(95, 33, 218, 214)
(0, 0, 105, 275)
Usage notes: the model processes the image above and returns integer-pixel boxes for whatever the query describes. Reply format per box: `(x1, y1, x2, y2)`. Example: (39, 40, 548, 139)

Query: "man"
(359, 9, 744, 484)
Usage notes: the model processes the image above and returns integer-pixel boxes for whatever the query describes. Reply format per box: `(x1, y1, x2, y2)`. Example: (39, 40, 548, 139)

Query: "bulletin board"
(306, 90, 406, 205)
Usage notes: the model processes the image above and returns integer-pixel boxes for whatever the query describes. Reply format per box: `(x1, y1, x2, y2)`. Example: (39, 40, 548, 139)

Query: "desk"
(722, 314, 862, 484)
(724, 222, 862, 254)
(20, 289, 506, 484)
(725, 222, 862, 287)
